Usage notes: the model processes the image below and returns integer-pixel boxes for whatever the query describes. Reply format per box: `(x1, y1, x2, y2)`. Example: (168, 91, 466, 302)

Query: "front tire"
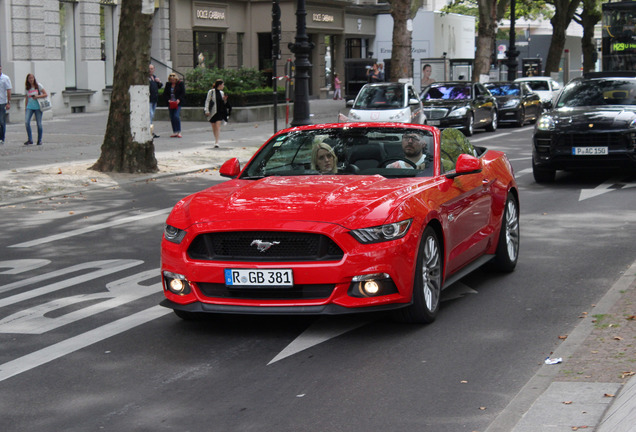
(532, 159, 556, 183)
(464, 113, 474, 136)
(395, 227, 443, 324)
(486, 110, 498, 132)
(488, 193, 520, 272)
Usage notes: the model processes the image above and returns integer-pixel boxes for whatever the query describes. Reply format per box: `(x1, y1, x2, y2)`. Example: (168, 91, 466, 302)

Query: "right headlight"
(536, 115, 555, 131)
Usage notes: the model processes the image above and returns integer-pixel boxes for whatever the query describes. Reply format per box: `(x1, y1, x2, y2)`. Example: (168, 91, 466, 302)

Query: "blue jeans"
(168, 106, 181, 133)
(0, 103, 6, 141)
(149, 101, 157, 123)
(25, 108, 43, 143)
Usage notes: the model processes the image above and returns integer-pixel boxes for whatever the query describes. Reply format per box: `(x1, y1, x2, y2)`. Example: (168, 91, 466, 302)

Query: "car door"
(521, 83, 541, 119)
(438, 129, 493, 273)
(473, 83, 492, 125)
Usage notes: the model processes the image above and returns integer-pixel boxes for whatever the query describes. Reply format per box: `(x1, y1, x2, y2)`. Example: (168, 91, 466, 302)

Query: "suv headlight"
(350, 219, 412, 244)
(502, 98, 520, 109)
(537, 115, 555, 131)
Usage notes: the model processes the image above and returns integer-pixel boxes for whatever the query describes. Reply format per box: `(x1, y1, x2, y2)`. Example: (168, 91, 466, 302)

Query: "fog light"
(163, 271, 190, 295)
(349, 273, 397, 298)
(363, 280, 380, 295)
(169, 278, 185, 293)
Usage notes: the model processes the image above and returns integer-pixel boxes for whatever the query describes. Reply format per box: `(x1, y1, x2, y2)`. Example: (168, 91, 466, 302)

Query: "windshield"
(241, 127, 436, 179)
(556, 79, 636, 107)
(485, 83, 520, 96)
(353, 85, 406, 109)
(422, 85, 471, 101)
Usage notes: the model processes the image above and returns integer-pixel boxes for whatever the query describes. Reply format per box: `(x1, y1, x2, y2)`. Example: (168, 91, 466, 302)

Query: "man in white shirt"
(389, 132, 428, 169)
(0, 65, 12, 144)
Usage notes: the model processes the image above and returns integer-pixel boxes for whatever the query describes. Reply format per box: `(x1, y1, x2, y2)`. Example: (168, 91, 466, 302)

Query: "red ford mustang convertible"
(161, 123, 519, 323)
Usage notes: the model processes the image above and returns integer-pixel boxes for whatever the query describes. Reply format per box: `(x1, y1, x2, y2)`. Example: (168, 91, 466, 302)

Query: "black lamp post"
(506, 0, 519, 81)
(288, 0, 314, 126)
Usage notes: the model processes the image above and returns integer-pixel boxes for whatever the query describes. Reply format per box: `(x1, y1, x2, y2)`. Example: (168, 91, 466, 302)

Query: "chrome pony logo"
(250, 239, 280, 252)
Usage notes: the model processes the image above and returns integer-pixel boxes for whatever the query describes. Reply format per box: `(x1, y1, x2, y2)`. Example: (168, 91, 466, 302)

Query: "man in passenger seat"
(388, 133, 429, 169)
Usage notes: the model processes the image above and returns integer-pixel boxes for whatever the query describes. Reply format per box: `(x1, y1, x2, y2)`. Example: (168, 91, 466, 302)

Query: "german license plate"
(427, 120, 440, 126)
(572, 147, 608, 155)
(224, 269, 293, 287)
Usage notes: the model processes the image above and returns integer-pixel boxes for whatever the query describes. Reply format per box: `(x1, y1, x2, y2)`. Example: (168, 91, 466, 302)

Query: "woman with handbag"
(204, 79, 230, 148)
(164, 73, 185, 138)
(23, 73, 48, 146)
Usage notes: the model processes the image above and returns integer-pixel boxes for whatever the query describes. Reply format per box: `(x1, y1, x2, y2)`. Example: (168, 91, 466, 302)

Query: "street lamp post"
(506, 0, 519, 81)
(288, 0, 314, 126)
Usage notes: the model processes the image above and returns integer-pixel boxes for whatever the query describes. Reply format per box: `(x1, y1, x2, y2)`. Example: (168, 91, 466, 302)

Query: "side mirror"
(409, 98, 420, 105)
(446, 154, 481, 179)
(220, 158, 241, 178)
(346, 100, 354, 107)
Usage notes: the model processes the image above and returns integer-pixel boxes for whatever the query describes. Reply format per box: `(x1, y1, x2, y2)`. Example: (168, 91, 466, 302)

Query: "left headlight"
(350, 219, 412, 244)
(448, 106, 469, 118)
(502, 98, 520, 109)
(389, 109, 408, 121)
(164, 224, 187, 244)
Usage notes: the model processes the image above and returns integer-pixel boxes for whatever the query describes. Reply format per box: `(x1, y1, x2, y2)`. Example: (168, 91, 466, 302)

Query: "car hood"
(170, 175, 434, 230)
(551, 106, 636, 130)
(349, 107, 408, 121)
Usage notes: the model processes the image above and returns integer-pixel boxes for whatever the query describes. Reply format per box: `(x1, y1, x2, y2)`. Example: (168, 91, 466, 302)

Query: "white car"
(346, 82, 426, 124)
(514, 77, 562, 110)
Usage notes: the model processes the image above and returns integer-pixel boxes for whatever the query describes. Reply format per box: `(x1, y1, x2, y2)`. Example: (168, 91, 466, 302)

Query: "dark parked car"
(420, 81, 498, 136)
(532, 72, 636, 183)
(485, 81, 542, 127)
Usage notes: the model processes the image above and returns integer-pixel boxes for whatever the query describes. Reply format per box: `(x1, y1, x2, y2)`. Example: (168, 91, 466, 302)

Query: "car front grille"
(556, 132, 633, 149)
(188, 231, 344, 262)
(422, 108, 449, 119)
(197, 282, 336, 300)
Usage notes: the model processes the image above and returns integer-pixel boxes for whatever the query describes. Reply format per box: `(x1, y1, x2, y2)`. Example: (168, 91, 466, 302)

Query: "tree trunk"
(473, 0, 500, 82)
(91, 0, 157, 173)
(576, 0, 602, 74)
(544, 0, 581, 76)
(388, 0, 413, 81)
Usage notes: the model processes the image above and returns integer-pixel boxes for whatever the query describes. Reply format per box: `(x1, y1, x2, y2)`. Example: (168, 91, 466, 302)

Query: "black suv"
(532, 72, 636, 183)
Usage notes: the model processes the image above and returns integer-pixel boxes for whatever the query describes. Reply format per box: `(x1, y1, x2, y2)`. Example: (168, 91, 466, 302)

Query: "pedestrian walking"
(164, 73, 185, 138)
(204, 79, 230, 148)
(0, 64, 12, 145)
(333, 73, 342, 100)
(148, 64, 163, 138)
(23, 73, 47, 146)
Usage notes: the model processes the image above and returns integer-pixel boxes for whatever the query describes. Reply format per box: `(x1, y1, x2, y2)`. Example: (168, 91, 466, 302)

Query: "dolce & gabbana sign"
(193, 2, 227, 27)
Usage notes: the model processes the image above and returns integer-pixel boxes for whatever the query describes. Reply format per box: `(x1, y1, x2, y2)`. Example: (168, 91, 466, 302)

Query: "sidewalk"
(1, 97, 635, 431)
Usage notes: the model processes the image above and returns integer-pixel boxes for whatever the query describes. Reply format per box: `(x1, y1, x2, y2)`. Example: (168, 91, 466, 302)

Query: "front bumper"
(160, 220, 420, 314)
(533, 129, 636, 170)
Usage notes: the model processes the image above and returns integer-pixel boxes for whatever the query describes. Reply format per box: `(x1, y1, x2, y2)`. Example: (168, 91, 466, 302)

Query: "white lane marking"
(0, 306, 171, 382)
(515, 168, 533, 177)
(9, 208, 170, 248)
(579, 177, 635, 201)
(0, 269, 159, 334)
(268, 316, 371, 365)
(0, 259, 51, 274)
(0, 259, 142, 306)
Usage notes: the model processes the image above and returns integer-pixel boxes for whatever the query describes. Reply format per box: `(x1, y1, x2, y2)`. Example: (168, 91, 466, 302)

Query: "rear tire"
(488, 193, 520, 273)
(515, 107, 525, 127)
(395, 227, 443, 324)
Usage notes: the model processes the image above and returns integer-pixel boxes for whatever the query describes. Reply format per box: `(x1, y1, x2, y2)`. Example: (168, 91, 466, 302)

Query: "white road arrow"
(579, 177, 634, 201)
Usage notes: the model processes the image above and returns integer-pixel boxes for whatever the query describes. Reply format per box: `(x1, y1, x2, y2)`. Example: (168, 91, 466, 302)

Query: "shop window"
(258, 33, 273, 83)
(237, 33, 244, 68)
(59, 0, 78, 89)
(194, 32, 224, 69)
(346, 38, 369, 59)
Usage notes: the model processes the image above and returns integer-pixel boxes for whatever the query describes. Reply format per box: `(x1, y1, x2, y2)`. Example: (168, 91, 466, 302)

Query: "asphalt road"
(1, 122, 635, 431)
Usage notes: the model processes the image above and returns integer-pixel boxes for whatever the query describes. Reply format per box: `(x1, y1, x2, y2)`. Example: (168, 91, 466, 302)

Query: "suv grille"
(188, 231, 344, 262)
(556, 132, 631, 149)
